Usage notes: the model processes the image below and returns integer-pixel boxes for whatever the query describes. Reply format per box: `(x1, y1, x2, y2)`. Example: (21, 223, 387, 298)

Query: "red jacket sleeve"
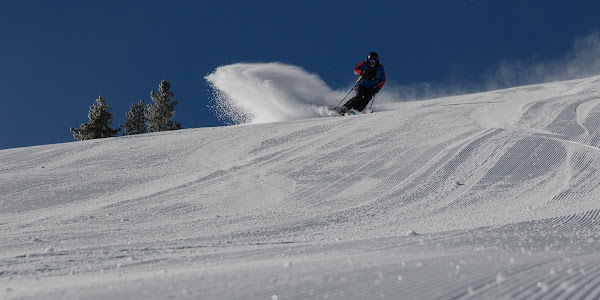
(354, 61, 366, 75)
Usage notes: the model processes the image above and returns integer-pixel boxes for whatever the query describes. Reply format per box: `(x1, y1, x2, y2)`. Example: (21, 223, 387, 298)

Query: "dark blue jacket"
(355, 61, 386, 90)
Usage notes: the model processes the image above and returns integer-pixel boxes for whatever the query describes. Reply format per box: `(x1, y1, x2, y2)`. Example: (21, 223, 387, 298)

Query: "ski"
(340, 109, 372, 116)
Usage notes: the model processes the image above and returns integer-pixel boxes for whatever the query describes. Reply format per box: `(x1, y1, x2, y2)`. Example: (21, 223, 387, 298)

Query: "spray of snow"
(205, 63, 346, 125)
(484, 32, 600, 89)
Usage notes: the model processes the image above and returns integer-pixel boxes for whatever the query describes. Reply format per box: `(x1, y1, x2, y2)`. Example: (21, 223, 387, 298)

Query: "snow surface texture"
(2, 66, 600, 299)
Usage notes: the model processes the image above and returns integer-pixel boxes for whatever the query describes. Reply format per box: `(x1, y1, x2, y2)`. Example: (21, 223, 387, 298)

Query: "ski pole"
(334, 76, 363, 110)
(368, 94, 376, 111)
(334, 86, 355, 110)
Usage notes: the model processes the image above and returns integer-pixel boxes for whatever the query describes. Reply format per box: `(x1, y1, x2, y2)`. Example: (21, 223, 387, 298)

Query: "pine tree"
(146, 80, 182, 132)
(122, 99, 147, 135)
(70, 96, 120, 141)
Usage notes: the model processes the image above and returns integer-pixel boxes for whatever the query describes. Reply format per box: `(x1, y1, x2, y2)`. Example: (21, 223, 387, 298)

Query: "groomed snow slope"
(2, 76, 600, 299)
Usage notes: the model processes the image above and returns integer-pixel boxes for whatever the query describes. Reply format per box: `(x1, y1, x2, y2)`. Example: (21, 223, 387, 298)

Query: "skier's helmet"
(367, 52, 379, 64)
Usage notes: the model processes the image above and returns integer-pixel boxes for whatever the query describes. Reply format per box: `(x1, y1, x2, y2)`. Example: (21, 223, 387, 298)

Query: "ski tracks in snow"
(2, 76, 600, 299)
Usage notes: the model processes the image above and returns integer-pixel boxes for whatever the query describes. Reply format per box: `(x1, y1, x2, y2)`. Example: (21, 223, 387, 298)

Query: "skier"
(341, 52, 386, 114)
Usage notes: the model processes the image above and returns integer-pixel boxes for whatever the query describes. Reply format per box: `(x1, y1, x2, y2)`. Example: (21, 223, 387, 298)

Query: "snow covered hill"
(2, 75, 600, 299)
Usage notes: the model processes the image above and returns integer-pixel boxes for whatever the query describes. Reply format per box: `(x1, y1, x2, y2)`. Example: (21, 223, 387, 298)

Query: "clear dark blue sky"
(1, 1, 599, 150)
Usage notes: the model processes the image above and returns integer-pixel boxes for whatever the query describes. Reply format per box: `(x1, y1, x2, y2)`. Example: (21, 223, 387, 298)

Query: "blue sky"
(1, 0, 599, 150)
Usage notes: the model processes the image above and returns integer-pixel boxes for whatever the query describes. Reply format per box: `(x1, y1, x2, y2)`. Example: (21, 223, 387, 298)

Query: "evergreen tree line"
(70, 80, 182, 141)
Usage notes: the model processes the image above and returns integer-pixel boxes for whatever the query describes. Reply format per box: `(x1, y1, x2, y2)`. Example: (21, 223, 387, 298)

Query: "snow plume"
(486, 32, 600, 89)
(205, 63, 343, 125)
